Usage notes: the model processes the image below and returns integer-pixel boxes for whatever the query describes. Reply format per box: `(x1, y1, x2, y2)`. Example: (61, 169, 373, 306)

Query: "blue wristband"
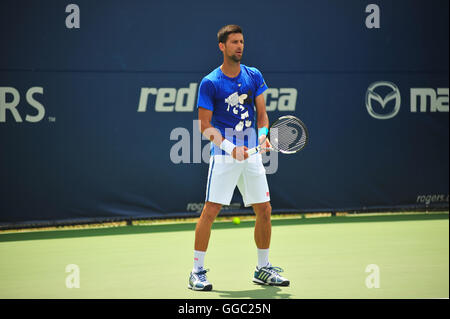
(258, 127, 269, 138)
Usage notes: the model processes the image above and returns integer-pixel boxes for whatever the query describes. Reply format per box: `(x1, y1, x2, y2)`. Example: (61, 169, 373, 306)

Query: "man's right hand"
(232, 146, 249, 161)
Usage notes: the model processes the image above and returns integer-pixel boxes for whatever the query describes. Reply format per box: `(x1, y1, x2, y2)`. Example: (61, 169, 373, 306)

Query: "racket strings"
(270, 118, 307, 153)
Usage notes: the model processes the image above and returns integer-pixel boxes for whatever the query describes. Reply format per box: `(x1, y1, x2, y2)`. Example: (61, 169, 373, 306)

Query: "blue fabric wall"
(0, 0, 448, 225)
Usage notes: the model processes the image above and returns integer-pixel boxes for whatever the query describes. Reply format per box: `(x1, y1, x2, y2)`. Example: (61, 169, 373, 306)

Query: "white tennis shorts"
(205, 153, 270, 207)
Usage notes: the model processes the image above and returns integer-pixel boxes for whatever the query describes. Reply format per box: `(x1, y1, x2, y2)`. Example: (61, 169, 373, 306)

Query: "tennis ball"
(232, 217, 241, 225)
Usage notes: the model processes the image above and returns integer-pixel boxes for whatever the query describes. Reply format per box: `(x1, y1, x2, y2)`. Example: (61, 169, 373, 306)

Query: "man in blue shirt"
(188, 25, 290, 291)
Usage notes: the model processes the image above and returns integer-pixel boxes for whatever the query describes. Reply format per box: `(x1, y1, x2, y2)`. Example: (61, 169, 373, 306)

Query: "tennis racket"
(247, 115, 309, 155)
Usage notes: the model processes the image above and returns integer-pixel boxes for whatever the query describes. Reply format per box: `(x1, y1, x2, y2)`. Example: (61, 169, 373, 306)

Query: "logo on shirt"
(225, 90, 253, 131)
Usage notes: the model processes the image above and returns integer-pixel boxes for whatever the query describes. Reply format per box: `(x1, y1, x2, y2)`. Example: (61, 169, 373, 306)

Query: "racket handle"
(247, 146, 259, 156)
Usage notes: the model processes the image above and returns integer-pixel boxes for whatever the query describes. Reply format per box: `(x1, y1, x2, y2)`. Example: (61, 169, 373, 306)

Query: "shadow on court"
(0, 213, 447, 243)
(213, 285, 292, 299)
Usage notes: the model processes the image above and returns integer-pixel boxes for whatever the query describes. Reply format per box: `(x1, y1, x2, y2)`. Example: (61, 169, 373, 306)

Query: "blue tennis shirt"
(197, 64, 268, 155)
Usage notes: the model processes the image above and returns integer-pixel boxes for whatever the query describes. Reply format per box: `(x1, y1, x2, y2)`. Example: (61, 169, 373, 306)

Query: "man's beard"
(230, 54, 242, 62)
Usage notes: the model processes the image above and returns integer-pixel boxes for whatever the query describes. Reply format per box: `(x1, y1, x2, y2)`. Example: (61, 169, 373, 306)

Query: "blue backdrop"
(0, 0, 448, 226)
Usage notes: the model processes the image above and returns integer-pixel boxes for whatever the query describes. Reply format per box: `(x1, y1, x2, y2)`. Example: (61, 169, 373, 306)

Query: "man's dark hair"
(217, 25, 243, 44)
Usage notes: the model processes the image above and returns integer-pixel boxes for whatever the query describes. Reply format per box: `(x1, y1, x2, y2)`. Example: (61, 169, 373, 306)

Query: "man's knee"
(201, 201, 222, 223)
(253, 202, 272, 221)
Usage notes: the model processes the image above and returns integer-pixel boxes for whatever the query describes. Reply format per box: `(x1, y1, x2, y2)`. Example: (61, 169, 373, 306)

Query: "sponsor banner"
(0, 71, 448, 224)
(365, 82, 448, 120)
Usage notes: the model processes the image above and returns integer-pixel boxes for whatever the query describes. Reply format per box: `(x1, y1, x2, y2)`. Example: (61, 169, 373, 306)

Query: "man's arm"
(198, 107, 223, 147)
(254, 94, 271, 150)
(198, 107, 248, 160)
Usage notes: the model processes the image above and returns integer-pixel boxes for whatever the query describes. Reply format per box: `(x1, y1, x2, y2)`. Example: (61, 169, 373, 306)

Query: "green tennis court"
(0, 213, 448, 299)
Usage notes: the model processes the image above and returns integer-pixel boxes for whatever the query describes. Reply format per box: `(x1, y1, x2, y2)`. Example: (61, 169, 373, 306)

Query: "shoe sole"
(188, 284, 213, 291)
(253, 278, 290, 287)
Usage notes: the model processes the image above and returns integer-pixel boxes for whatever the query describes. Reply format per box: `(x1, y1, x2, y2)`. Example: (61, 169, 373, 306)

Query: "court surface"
(0, 213, 448, 299)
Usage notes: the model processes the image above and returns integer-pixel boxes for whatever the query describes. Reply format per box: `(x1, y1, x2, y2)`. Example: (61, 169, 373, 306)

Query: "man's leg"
(195, 201, 222, 252)
(252, 201, 272, 250)
(188, 201, 222, 291)
(253, 201, 272, 268)
(236, 153, 272, 267)
(189, 154, 242, 291)
(252, 201, 289, 286)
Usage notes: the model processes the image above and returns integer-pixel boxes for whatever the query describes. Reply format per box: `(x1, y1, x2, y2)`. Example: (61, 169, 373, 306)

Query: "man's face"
(221, 32, 244, 62)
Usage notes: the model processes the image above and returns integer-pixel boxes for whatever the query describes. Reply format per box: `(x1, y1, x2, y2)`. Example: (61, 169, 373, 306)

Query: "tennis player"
(188, 25, 289, 291)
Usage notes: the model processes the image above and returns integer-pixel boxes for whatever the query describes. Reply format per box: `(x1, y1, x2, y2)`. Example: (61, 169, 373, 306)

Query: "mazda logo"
(366, 81, 401, 119)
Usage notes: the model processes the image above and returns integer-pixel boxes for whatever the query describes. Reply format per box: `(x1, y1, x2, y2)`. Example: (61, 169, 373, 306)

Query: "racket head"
(267, 115, 308, 154)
